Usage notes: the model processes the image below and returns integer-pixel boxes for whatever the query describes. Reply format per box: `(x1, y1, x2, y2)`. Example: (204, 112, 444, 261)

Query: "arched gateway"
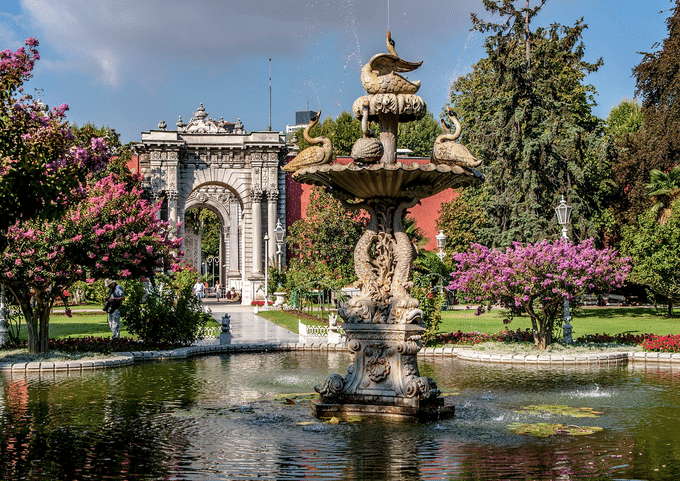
(133, 104, 288, 304)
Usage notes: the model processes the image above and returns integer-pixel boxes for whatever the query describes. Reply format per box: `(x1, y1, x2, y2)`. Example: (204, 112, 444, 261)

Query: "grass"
(258, 310, 327, 333)
(442, 306, 680, 337)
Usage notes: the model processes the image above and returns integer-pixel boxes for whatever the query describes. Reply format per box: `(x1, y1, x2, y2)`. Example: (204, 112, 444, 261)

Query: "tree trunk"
(13, 289, 53, 354)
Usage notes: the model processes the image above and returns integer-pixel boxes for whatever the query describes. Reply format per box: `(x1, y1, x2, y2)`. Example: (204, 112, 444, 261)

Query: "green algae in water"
(273, 393, 318, 405)
(507, 422, 604, 438)
(516, 404, 603, 418)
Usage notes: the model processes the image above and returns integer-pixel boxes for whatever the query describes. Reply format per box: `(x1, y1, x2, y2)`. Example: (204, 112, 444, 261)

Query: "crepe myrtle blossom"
(0, 173, 183, 354)
(447, 239, 631, 349)
(1, 38, 108, 234)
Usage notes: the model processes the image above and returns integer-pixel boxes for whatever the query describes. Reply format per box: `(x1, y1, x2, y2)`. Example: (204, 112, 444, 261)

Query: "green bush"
(121, 273, 211, 346)
(411, 274, 443, 345)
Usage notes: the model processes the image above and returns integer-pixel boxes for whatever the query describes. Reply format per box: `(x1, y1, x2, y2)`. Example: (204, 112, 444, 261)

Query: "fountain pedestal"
(295, 164, 481, 420)
(290, 32, 484, 420)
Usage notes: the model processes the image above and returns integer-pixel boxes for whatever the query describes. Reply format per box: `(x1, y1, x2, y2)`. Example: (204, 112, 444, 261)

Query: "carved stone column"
(251, 189, 263, 276)
(228, 196, 240, 276)
(267, 190, 278, 264)
(167, 191, 178, 225)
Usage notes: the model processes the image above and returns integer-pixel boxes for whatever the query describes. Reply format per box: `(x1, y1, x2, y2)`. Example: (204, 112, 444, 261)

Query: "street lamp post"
(263, 233, 270, 302)
(555, 196, 574, 343)
(274, 219, 285, 275)
(436, 230, 448, 262)
(435, 230, 448, 298)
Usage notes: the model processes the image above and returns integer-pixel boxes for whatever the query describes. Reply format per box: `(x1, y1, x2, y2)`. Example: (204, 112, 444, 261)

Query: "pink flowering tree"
(447, 239, 631, 349)
(0, 38, 107, 241)
(0, 173, 182, 353)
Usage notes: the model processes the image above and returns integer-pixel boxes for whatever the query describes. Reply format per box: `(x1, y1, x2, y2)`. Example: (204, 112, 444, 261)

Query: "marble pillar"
(267, 190, 278, 266)
(251, 189, 263, 275)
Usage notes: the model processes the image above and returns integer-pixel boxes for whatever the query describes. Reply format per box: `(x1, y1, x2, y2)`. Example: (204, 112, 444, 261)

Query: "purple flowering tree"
(447, 239, 631, 349)
(0, 174, 182, 353)
(0, 38, 107, 241)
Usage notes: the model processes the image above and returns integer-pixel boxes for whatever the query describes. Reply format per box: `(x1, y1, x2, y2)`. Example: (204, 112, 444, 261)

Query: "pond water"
(1, 352, 679, 480)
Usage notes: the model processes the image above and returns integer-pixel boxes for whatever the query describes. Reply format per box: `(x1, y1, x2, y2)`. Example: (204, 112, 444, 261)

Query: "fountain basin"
(293, 162, 483, 200)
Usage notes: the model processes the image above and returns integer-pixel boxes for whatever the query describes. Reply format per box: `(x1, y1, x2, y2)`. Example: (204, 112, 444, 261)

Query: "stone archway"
(183, 184, 242, 291)
(133, 103, 289, 304)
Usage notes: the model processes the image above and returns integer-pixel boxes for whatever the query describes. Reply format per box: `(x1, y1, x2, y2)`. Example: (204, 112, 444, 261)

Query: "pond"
(1, 352, 679, 480)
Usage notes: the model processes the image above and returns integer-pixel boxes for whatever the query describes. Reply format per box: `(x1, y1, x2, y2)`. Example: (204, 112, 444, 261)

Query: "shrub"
(122, 274, 212, 346)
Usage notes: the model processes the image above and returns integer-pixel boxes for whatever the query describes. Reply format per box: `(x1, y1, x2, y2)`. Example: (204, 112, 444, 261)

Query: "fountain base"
(311, 398, 455, 421)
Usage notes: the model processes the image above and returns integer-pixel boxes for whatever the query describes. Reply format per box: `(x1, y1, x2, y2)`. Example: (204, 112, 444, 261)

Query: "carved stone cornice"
(266, 190, 279, 203)
(250, 188, 264, 203)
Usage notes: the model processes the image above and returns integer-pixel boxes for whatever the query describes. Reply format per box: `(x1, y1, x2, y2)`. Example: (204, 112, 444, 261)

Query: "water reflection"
(1, 352, 679, 479)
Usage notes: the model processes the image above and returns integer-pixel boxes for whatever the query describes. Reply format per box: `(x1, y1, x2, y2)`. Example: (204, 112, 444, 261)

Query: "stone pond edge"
(2, 343, 680, 374)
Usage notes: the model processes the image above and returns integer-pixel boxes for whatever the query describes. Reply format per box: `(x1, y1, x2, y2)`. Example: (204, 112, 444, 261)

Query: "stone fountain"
(290, 32, 484, 420)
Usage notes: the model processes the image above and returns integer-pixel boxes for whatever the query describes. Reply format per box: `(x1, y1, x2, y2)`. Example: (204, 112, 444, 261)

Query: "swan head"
(386, 31, 397, 56)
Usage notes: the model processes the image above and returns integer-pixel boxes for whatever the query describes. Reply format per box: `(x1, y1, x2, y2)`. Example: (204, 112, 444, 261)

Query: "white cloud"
(17, 0, 479, 89)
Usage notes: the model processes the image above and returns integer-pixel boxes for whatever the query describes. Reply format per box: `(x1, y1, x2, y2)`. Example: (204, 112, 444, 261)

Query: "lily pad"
(273, 393, 318, 405)
(507, 422, 604, 438)
(516, 404, 603, 418)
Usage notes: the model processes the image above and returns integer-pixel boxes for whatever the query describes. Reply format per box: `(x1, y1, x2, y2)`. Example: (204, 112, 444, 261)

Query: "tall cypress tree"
(450, 0, 603, 246)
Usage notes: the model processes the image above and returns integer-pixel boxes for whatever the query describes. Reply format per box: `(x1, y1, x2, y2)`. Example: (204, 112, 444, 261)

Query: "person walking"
(193, 278, 204, 301)
(104, 278, 125, 338)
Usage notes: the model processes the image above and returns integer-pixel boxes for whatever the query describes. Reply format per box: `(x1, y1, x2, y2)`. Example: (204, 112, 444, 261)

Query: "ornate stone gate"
(133, 104, 288, 304)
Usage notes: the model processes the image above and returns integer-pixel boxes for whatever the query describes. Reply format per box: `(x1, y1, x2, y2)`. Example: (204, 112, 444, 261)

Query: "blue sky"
(0, 0, 673, 144)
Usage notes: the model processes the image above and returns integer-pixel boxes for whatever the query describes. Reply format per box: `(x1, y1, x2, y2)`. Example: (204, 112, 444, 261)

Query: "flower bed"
(433, 330, 663, 350)
(642, 334, 680, 353)
(251, 300, 274, 307)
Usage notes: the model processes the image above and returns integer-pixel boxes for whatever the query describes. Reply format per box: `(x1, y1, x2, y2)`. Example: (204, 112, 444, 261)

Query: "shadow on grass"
(573, 307, 674, 319)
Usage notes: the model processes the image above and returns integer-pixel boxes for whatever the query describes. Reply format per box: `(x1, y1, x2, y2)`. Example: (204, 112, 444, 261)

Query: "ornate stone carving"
(266, 190, 279, 203)
(303, 32, 486, 420)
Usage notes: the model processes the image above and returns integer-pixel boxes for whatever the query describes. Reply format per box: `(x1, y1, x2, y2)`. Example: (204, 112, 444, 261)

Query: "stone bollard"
(220, 313, 232, 345)
(562, 317, 573, 344)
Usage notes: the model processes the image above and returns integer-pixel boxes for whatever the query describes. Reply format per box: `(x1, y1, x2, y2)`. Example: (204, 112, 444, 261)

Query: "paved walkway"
(203, 300, 299, 344)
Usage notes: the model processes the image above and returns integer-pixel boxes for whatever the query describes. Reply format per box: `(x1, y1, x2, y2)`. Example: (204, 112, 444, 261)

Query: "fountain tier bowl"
(293, 162, 484, 200)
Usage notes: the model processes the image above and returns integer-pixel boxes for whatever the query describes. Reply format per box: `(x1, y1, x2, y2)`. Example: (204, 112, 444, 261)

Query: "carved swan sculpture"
(351, 100, 383, 164)
(431, 110, 482, 168)
(283, 110, 333, 173)
(360, 31, 422, 95)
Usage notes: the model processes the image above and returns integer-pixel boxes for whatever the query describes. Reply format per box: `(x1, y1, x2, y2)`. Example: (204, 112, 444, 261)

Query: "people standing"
(104, 279, 125, 338)
(193, 278, 204, 301)
(215, 282, 221, 301)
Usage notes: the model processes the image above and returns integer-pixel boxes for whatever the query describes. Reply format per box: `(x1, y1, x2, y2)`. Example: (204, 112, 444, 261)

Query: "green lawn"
(441, 307, 680, 337)
(258, 310, 327, 334)
(8, 306, 678, 344)
(15, 311, 221, 341)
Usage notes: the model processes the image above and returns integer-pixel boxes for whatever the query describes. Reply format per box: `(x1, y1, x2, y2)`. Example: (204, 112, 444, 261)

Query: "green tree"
(436, 188, 489, 254)
(646, 164, 680, 223)
(287, 186, 366, 293)
(334, 111, 362, 156)
(613, 2, 680, 224)
(185, 208, 220, 259)
(620, 198, 680, 317)
(451, 0, 603, 246)
(397, 110, 443, 157)
(605, 99, 643, 138)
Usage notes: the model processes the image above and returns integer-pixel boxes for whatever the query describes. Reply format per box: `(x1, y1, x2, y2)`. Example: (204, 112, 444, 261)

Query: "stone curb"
(1, 344, 679, 374)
